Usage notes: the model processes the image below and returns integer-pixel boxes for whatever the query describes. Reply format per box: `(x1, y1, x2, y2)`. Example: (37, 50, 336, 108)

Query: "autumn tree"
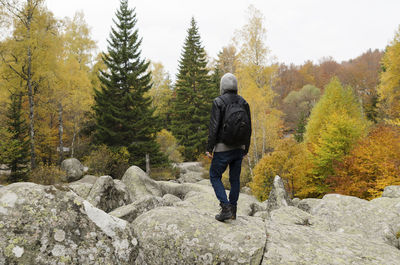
(216, 44, 238, 75)
(146, 62, 173, 128)
(329, 125, 400, 199)
(283, 84, 321, 140)
(249, 138, 313, 201)
(93, 0, 166, 168)
(378, 26, 400, 126)
(170, 17, 217, 160)
(0, 0, 45, 169)
(304, 77, 369, 197)
(234, 5, 283, 171)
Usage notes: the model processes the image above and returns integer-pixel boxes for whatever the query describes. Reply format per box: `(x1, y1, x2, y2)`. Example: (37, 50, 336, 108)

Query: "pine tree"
(92, 0, 166, 169)
(170, 18, 218, 160)
(5, 92, 30, 182)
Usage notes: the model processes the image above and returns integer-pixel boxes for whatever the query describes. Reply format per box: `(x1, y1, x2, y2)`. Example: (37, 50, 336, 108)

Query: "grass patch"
(396, 230, 400, 239)
(150, 166, 180, 181)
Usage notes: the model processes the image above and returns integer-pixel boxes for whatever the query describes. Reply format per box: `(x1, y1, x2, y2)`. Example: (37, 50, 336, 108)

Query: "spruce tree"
(171, 18, 218, 160)
(93, 0, 166, 169)
(5, 92, 30, 182)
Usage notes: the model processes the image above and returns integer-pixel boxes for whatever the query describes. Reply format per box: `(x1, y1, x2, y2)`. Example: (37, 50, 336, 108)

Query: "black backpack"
(219, 95, 251, 146)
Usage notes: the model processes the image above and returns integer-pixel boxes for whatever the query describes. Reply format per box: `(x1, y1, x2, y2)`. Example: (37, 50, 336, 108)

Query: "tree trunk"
(146, 153, 150, 175)
(58, 103, 64, 165)
(71, 123, 76, 158)
(27, 13, 36, 169)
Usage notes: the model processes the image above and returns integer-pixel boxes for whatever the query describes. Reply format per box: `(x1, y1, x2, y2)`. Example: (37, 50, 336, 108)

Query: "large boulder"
(0, 183, 138, 264)
(266, 175, 292, 213)
(133, 207, 266, 265)
(61, 158, 85, 182)
(67, 175, 98, 199)
(296, 194, 400, 248)
(382, 185, 400, 198)
(86, 176, 131, 212)
(175, 162, 206, 183)
(121, 166, 162, 201)
(109, 195, 165, 223)
(262, 206, 400, 265)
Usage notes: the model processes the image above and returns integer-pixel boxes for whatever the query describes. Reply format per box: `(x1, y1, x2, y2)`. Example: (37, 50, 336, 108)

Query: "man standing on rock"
(206, 73, 251, 222)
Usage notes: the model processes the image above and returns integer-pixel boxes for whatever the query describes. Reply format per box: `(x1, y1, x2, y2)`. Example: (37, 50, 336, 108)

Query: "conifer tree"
(170, 18, 218, 160)
(92, 0, 166, 169)
(5, 92, 30, 182)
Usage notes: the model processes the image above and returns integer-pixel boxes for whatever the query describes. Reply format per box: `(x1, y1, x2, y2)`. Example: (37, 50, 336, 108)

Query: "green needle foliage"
(170, 17, 218, 161)
(92, 0, 166, 169)
(5, 92, 30, 182)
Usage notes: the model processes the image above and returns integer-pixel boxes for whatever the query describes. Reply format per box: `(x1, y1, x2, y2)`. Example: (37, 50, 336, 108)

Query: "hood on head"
(220, 73, 238, 95)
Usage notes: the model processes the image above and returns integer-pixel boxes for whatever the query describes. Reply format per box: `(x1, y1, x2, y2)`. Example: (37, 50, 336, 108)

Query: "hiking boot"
(231, 204, 237, 220)
(215, 203, 232, 222)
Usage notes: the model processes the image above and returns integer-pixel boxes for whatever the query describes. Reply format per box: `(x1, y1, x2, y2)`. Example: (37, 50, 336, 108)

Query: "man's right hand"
(206, 152, 213, 159)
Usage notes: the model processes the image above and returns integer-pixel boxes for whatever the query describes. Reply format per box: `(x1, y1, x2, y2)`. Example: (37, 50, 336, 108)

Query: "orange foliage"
(328, 125, 400, 199)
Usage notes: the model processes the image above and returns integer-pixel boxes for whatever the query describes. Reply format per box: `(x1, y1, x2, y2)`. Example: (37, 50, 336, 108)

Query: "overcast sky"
(46, 0, 400, 78)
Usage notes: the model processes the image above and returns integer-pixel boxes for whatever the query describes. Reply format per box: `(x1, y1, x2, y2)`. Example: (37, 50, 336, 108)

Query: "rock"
(61, 158, 85, 182)
(175, 162, 206, 183)
(297, 198, 321, 213)
(196, 179, 212, 186)
(121, 166, 162, 201)
(162, 193, 182, 205)
(291, 197, 301, 207)
(177, 171, 204, 183)
(250, 201, 268, 216)
(86, 176, 130, 212)
(109, 195, 164, 223)
(298, 193, 400, 248)
(0, 182, 138, 264)
(241, 186, 252, 195)
(253, 211, 270, 220)
(266, 175, 292, 213)
(382, 185, 400, 198)
(66, 175, 98, 198)
(262, 207, 400, 265)
(133, 207, 266, 265)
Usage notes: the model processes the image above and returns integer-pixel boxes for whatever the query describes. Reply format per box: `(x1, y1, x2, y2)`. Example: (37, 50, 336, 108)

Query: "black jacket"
(206, 92, 251, 154)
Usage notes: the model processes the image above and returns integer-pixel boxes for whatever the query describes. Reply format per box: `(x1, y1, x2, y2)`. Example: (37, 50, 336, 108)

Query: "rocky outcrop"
(121, 166, 162, 201)
(0, 182, 138, 264)
(266, 175, 292, 213)
(109, 195, 165, 223)
(382, 185, 400, 198)
(60, 158, 85, 182)
(263, 206, 400, 265)
(133, 207, 266, 265)
(2, 166, 400, 265)
(86, 176, 131, 212)
(175, 162, 206, 183)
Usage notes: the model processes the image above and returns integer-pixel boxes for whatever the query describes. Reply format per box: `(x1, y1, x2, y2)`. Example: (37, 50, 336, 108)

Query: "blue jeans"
(209, 149, 244, 206)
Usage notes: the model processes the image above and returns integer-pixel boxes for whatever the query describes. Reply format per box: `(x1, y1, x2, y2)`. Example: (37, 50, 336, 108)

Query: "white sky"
(46, 0, 400, 78)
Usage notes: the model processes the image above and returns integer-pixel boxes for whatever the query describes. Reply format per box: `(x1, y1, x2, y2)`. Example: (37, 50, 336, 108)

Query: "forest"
(0, 0, 399, 201)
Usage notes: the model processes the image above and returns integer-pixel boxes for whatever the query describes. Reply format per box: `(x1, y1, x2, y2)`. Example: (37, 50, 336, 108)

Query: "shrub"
(83, 145, 130, 179)
(156, 129, 184, 163)
(150, 166, 180, 181)
(29, 164, 65, 185)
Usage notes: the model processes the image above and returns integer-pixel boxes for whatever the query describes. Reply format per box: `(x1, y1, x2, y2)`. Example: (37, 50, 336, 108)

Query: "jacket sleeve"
(206, 99, 222, 153)
(244, 102, 251, 155)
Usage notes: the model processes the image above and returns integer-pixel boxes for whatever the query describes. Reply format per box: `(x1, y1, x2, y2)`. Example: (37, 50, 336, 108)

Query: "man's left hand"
(206, 152, 213, 159)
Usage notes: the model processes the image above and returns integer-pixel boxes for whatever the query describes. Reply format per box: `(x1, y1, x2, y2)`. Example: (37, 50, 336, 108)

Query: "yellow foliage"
(330, 125, 400, 199)
(156, 129, 183, 163)
(249, 138, 314, 201)
(378, 25, 400, 123)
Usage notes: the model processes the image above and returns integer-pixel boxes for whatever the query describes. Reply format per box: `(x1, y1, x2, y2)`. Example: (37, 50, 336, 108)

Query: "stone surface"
(121, 166, 162, 201)
(382, 185, 400, 198)
(0, 182, 138, 264)
(162, 193, 182, 205)
(263, 207, 400, 265)
(86, 176, 130, 212)
(61, 158, 85, 182)
(266, 175, 292, 213)
(133, 206, 266, 265)
(109, 195, 164, 223)
(175, 162, 206, 183)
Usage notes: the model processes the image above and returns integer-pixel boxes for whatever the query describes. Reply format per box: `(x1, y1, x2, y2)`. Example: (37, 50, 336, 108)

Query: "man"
(206, 73, 251, 222)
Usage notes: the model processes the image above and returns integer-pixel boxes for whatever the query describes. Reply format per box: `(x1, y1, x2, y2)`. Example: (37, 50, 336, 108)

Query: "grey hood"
(220, 73, 238, 95)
